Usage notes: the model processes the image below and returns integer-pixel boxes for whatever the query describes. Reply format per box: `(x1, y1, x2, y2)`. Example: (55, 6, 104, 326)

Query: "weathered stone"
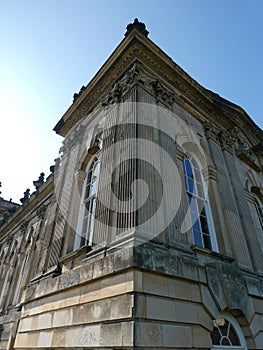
(110, 294, 133, 319)
(163, 324, 193, 348)
(135, 321, 162, 347)
(52, 330, 66, 347)
(100, 323, 122, 346)
(58, 268, 80, 289)
(37, 312, 52, 329)
(192, 325, 212, 348)
(53, 308, 72, 328)
(37, 330, 53, 347)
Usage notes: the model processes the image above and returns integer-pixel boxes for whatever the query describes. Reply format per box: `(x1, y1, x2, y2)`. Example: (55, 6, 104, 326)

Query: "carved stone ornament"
(59, 124, 85, 158)
(124, 18, 149, 37)
(20, 221, 28, 232)
(101, 62, 175, 108)
(33, 172, 45, 191)
(36, 205, 47, 219)
(202, 121, 220, 143)
(218, 130, 236, 153)
(20, 189, 30, 205)
(73, 85, 85, 102)
(231, 126, 261, 171)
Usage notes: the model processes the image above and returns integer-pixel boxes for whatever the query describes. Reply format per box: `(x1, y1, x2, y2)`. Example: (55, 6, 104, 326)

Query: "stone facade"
(0, 19, 263, 349)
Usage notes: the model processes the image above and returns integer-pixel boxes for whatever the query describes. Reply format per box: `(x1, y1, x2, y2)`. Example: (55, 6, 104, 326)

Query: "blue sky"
(1, 0, 262, 203)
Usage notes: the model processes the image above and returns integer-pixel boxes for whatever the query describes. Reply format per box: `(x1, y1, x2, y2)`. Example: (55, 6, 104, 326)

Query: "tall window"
(75, 157, 100, 249)
(183, 155, 217, 250)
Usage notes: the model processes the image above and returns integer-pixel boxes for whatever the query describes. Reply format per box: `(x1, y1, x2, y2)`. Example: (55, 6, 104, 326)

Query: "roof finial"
(125, 18, 149, 37)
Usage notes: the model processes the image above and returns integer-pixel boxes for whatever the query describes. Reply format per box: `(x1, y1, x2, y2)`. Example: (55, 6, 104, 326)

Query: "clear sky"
(1, 0, 262, 203)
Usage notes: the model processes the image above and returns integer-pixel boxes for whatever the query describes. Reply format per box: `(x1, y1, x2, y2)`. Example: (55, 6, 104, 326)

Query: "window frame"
(74, 156, 100, 250)
(182, 154, 218, 251)
(211, 313, 247, 350)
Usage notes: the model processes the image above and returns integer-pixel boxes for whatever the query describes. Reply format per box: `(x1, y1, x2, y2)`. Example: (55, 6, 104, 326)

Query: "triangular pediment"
(53, 20, 262, 148)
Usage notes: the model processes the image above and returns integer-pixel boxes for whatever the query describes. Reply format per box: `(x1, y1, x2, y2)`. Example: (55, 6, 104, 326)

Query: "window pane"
(229, 323, 241, 346)
(192, 220, 200, 230)
(79, 157, 99, 248)
(200, 215, 209, 234)
(183, 156, 216, 251)
(184, 158, 194, 178)
(203, 233, 212, 250)
(188, 195, 198, 214)
(89, 180, 97, 196)
(193, 229, 203, 247)
(186, 177, 196, 194)
(93, 162, 99, 177)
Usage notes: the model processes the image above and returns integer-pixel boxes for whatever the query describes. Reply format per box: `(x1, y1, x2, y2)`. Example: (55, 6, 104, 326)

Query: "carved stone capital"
(231, 126, 261, 171)
(150, 79, 174, 106)
(202, 121, 220, 143)
(101, 62, 175, 108)
(218, 130, 236, 153)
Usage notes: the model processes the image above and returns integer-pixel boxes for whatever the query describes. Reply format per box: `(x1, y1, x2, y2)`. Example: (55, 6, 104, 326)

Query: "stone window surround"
(74, 155, 100, 250)
(182, 153, 219, 252)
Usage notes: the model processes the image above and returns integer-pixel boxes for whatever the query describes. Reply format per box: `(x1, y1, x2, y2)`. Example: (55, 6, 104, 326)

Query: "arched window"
(211, 314, 247, 349)
(74, 157, 100, 249)
(183, 154, 218, 251)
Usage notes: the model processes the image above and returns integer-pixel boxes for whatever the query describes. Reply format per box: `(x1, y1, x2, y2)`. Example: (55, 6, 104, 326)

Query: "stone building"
(0, 19, 263, 349)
